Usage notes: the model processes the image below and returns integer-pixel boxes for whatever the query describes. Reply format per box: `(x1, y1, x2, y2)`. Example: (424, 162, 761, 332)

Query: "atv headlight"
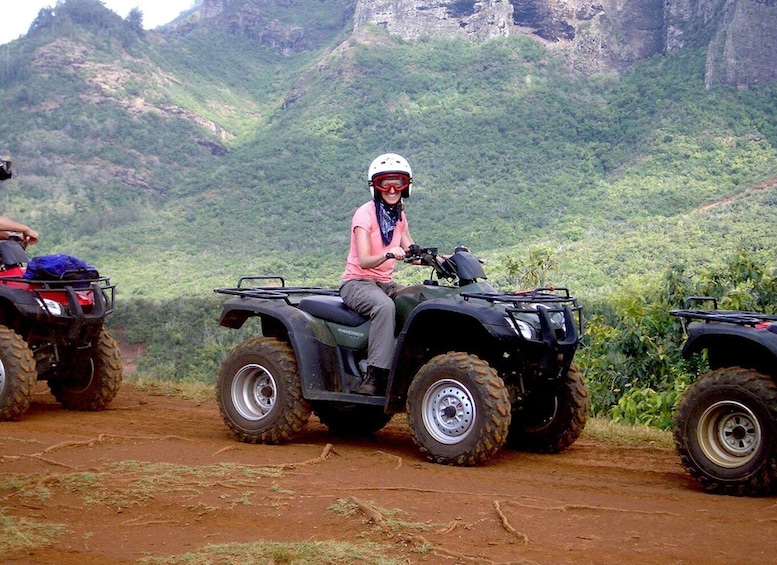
(549, 311, 565, 328)
(37, 298, 65, 316)
(507, 316, 535, 340)
(525, 303, 567, 331)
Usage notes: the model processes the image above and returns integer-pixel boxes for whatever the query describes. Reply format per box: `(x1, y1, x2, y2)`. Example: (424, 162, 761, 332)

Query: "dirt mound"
(1, 383, 774, 564)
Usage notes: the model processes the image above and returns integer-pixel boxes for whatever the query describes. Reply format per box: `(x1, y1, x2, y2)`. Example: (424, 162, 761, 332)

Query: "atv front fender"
(219, 297, 340, 396)
(387, 298, 518, 411)
(0, 285, 44, 322)
(683, 321, 777, 375)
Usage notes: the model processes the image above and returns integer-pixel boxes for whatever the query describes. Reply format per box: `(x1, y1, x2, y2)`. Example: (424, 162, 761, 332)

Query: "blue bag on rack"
(23, 254, 99, 284)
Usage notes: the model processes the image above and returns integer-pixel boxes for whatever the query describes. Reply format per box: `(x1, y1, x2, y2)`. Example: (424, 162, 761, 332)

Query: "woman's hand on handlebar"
(386, 246, 406, 260)
(403, 244, 427, 264)
(23, 229, 39, 245)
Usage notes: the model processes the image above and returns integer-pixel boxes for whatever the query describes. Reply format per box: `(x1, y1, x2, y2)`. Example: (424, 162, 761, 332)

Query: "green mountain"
(1, 0, 776, 302)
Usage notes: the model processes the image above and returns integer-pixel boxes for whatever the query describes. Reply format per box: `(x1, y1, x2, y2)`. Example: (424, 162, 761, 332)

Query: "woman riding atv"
(0, 159, 39, 246)
(340, 153, 416, 395)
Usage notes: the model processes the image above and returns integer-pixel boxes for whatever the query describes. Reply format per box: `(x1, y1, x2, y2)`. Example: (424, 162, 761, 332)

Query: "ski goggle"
(373, 174, 410, 193)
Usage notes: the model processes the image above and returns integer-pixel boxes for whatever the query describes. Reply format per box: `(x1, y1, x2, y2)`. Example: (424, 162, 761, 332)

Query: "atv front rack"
(1, 275, 116, 314)
(461, 287, 583, 345)
(0, 275, 116, 340)
(215, 276, 339, 306)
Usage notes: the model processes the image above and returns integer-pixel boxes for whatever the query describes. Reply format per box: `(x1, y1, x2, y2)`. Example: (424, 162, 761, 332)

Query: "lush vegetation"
(579, 249, 777, 428)
(3, 0, 777, 427)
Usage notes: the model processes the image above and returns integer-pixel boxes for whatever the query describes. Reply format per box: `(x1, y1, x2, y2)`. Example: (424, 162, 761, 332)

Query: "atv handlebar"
(0, 159, 11, 181)
(402, 245, 469, 282)
(403, 245, 441, 266)
(385, 244, 423, 262)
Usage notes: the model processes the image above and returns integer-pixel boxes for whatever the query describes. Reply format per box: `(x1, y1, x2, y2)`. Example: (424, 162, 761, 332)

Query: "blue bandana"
(375, 200, 400, 246)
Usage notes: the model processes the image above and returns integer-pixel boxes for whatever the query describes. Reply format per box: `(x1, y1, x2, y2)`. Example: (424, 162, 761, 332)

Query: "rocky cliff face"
(510, 0, 667, 71)
(352, 0, 513, 42)
(702, 0, 777, 88)
(186, 0, 777, 87)
(353, 0, 777, 87)
(181, 0, 351, 55)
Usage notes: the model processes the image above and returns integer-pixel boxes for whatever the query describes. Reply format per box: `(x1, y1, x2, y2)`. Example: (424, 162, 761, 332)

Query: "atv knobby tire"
(406, 352, 510, 466)
(217, 337, 310, 444)
(507, 364, 589, 453)
(49, 328, 123, 411)
(0, 325, 37, 421)
(673, 367, 777, 496)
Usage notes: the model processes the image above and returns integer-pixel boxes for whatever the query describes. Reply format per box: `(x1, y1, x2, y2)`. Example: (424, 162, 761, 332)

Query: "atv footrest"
(304, 389, 386, 406)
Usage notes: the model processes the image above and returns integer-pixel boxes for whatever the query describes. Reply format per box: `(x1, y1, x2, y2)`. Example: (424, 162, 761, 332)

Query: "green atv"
(214, 245, 589, 465)
(671, 298, 777, 495)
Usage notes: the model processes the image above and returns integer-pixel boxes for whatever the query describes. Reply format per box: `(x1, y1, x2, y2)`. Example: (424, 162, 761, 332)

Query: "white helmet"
(367, 153, 413, 199)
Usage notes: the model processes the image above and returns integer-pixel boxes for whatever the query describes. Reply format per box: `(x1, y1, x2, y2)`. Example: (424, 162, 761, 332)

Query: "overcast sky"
(0, 1, 197, 46)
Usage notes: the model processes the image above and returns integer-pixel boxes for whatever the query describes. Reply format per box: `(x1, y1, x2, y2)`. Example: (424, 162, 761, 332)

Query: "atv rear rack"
(670, 309, 777, 326)
(670, 296, 777, 328)
(214, 276, 339, 305)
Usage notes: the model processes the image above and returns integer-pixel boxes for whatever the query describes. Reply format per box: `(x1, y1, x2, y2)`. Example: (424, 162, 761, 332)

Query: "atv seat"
(298, 296, 368, 327)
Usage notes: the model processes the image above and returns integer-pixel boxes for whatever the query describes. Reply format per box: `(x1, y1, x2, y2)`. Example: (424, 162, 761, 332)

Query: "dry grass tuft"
(583, 417, 674, 449)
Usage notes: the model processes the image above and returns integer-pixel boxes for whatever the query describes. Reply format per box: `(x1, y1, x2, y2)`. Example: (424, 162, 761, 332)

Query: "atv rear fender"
(219, 297, 341, 396)
(683, 321, 777, 377)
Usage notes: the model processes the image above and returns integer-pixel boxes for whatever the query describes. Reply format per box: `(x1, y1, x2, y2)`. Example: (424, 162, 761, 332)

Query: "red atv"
(0, 162, 121, 421)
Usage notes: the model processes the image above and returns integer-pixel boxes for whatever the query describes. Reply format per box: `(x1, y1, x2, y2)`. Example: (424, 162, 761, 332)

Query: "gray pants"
(339, 279, 400, 370)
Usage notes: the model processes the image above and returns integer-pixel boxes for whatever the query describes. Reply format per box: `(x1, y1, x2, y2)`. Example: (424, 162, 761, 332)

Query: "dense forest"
(2, 0, 777, 426)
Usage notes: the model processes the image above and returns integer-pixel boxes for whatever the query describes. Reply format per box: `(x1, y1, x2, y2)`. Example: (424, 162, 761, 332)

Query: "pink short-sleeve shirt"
(342, 201, 408, 283)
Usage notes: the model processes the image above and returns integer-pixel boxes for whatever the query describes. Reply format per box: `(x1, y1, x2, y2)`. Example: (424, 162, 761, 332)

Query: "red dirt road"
(2, 383, 776, 565)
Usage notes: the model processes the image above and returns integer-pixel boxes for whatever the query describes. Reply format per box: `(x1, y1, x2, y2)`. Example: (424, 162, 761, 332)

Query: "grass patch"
(328, 498, 431, 533)
(582, 416, 674, 448)
(89, 461, 283, 508)
(0, 472, 98, 503)
(2, 461, 283, 509)
(126, 376, 215, 403)
(0, 508, 68, 558)
(138, 539, 401, 565)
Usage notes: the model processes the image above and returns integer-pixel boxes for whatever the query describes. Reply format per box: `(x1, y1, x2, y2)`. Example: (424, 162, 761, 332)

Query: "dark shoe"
(358, 366, 388, 395)
(358, 373, 378, 395)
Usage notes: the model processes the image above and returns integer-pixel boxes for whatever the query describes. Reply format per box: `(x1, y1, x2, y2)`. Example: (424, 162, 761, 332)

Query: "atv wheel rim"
(70, 359, 96, 393)
(697, 400, 761, 468)
(0, 359, 5, 391)
(421, 379, 476, 445)
(232, 363, 277, 421)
